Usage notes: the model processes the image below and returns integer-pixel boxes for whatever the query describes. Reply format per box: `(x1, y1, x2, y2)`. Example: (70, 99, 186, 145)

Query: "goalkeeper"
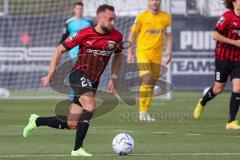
(127, 0, 172, 121)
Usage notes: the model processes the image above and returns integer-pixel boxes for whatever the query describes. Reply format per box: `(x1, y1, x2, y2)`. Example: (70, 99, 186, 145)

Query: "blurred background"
(0, 0, 226, 98)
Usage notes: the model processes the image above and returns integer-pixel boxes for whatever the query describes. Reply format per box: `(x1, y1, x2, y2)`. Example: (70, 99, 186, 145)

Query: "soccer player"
(23, 4, 123, 156)
(127, 0, 172, 121)
(194, 0, 240, 129)
(59, 1, 93, 100)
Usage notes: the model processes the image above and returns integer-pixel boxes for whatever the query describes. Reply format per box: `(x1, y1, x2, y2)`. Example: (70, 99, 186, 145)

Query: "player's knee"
(232, 87, 240, 93)
(67, 121, 78, 129)
(213, 85, 224, 95)
(141, 75, 153, 85)
(84, 105, 96, 113)
(79, 96, 96, 112)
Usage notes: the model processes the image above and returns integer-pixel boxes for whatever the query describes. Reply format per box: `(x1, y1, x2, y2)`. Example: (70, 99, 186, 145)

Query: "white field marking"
(151, 131, 172, 134)
(186, 133, 204, 136)
(113, 130, 136, 133)
(1, 153, 240, 157)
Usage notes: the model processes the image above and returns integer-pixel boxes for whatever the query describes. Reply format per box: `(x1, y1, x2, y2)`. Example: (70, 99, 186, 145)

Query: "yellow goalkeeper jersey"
(131, 10, 171, 55)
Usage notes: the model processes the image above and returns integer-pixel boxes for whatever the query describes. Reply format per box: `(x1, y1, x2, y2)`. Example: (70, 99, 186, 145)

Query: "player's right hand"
(127, 51, 134, 63)
(41, 75, 53, 87)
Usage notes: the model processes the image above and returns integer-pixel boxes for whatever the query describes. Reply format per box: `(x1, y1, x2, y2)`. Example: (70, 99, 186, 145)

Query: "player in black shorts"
(194, 0, 240, 130)
(22, 4, 123, 156)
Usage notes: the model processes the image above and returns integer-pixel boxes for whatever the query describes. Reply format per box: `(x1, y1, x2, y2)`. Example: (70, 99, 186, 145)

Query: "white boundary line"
(1, 153, 240, 157)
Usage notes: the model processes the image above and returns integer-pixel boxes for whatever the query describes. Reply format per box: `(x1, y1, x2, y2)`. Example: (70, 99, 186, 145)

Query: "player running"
(59, 1, 93, 100)
(194, 0, 240, 129)
(23, 4, 123, 156)
(127, 0, 172, 121)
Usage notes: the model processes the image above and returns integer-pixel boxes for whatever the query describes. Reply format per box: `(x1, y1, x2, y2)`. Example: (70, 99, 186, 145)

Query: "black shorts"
(215, 59, 240, 83)
(69, 69, 99, 106)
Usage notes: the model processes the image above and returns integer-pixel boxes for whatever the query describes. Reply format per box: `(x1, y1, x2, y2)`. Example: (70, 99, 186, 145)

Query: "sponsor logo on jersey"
(217, 16, 226, 26)
(68, 33, 78, 41)
(86, 40, 94, 46)
(86, 49, 114, 56)
(146, 29, 164, 34)
(107, 41, 116, 50)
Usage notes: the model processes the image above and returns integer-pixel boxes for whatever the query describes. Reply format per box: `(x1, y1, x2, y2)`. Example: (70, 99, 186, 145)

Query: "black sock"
(74, 110, 93, 151)
(201, 87, 216, 106)
(35, 116, 69, 129)
(73, 121, 89, 150)
(228, 92, 240, 123)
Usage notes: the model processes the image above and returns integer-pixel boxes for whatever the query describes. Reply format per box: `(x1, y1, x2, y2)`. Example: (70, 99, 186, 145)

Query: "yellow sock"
(139, 84, 154, 113)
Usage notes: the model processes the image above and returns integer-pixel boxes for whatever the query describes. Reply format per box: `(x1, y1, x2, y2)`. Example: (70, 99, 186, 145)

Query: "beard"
(101, 25, 112, 33)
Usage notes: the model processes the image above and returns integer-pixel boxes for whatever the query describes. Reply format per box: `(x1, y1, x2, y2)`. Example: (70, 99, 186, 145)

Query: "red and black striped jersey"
(215, 10, 240, 62)
(62, 26, 123, 82)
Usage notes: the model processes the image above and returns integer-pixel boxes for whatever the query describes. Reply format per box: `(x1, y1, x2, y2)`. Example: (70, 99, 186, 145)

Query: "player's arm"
(111, 52, 122, 77)
(108, 52, 122, 94)
(127, 30, 138, 63)
(42, 32, 81, 87)
(163, 15, 172, 65)
(127, 14, 142, 63)
(213, 31, 240, 47)
(214, 13, 240, 47)
(164, 31, 172, 65)
(41, 44, 67, 86)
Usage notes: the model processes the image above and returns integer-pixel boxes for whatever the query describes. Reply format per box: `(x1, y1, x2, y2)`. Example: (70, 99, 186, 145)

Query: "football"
(112, 133, 134, 156)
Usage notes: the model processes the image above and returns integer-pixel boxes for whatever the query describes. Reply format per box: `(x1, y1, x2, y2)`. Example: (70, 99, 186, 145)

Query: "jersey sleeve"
(59, 23, 69, 44)
(131, 14, 142, 33)
(215, 13, 230, 34)
(61, 32, 82, 50)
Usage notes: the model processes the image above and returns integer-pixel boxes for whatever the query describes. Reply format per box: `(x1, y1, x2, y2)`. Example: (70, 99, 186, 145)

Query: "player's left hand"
(107, 79, 117, 94)
(162, 53, 172, 65)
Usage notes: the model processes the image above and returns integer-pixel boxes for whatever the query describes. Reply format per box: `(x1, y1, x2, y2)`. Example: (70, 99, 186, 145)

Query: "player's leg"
(137, 54, 160, 121)
(70, 92, 96, 156)
(22, 69, 85, 138)
(137, 54, 154, 121)
(68, 69, 97, 156)
(23, 113, 70, 138)
(140, 62, 161, 121)
(226, 63, 240, 129)
(139, 73, 155, 121)
(226, 79, 240, 129)
(201, 82, 225, 106)
(194, 60, 228, 119)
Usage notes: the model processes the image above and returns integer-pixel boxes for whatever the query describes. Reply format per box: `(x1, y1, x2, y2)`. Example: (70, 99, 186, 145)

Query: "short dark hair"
(75, 1, 84, 7)
(223, 0, 235, 9)
(96, 4, 115, 15)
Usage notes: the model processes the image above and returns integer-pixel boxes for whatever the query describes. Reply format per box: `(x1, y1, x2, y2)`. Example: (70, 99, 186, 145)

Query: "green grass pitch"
(1, 91, 240, 160)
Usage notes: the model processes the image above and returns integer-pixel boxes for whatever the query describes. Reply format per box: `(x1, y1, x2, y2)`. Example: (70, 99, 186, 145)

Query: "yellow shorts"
(136, 53, 162, 80)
